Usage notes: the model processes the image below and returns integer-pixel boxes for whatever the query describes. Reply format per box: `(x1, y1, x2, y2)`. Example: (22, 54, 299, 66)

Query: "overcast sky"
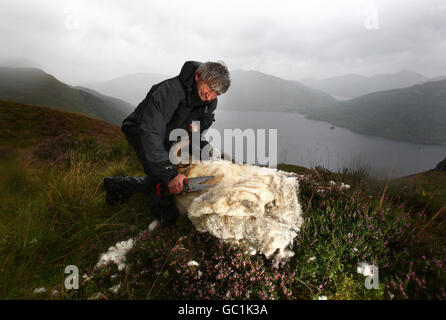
(1, 0, 445, 84)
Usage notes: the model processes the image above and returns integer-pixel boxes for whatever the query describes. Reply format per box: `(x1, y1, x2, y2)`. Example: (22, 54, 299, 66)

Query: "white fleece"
(176, 160, 303, 266)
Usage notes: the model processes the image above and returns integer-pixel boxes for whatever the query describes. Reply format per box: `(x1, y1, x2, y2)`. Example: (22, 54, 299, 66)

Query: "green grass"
(0, 138, 147, 298)
(1, 101, 445, 300)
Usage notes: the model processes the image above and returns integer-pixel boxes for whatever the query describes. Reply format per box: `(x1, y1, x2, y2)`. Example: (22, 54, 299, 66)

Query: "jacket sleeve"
(138, 84, 180, 184)
(199, 98, 218, 134)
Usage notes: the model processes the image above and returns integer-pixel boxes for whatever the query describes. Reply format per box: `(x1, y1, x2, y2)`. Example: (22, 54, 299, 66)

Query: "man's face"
(195, 72, 218, 102)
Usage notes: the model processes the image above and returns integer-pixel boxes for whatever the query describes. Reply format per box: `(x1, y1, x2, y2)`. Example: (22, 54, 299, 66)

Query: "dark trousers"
(122, 126, 179, 227)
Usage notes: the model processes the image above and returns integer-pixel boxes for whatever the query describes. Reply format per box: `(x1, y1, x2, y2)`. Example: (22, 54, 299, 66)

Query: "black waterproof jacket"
(121, 61, 218, 184)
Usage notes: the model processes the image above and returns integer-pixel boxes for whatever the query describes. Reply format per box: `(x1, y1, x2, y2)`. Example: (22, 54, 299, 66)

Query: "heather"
(71, 166, 445, 300)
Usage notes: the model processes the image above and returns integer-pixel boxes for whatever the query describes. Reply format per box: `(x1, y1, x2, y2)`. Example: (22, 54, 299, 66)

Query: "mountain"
(217, 70, 336, 113)
(85, 73, 170, 106)
(300, 70, 429, 100)
(386, 165, 446, 216)
(306, 79, 446, 145)
(75, 86, 134, 125)
(89, 69, 337, 113)
(434, 157, 446, 171)
(0, 67, 133, 125)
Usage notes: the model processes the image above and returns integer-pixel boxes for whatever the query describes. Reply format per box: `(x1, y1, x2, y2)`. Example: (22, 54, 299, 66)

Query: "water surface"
(211, 110, 446, 178)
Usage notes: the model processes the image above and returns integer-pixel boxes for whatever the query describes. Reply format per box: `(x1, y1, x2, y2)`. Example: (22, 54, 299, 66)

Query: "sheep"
(175, 159, 304, 267)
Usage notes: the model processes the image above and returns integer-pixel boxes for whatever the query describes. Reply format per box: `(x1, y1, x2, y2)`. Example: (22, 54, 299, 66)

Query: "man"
(104, 60, 231, 227)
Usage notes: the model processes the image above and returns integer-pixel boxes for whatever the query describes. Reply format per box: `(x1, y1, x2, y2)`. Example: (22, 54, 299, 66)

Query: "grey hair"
(196, 61, 231, 95)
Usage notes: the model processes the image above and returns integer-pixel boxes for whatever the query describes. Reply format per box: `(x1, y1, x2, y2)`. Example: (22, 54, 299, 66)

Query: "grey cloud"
(0, 0, 445, 83)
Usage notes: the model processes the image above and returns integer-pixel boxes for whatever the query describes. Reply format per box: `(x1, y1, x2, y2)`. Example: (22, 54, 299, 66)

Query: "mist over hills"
(0, 57, 38, 69)
(429, 75, 446, 82)
(306, 78, 446, 145)
(2, 64, 446, 146)
(85, 73, 170, 106)
(0, 67, 132, 125)
(218, 69, 336, 113)
(87, 69, 337, 112)
(300, 70, 430, 100)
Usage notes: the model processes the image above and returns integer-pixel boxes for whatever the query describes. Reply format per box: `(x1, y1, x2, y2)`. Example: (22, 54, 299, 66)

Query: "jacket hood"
(178, 60, 202, 93)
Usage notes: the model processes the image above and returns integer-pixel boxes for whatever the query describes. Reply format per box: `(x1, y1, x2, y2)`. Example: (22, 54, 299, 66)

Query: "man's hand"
(168, 173, 187, 195)
(189, 122, 199, 133)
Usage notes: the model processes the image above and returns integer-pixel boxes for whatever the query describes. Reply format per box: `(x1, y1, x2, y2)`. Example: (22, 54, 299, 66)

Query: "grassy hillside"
(88, 69, 337, 114)
(306, 79, 446, 145)
(0, 100, 123, 150)
(386, 169, 446, 219)
(0, 100, 143, 299)
(0, 67, 132, 125)
(0, 101, 445, 300)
